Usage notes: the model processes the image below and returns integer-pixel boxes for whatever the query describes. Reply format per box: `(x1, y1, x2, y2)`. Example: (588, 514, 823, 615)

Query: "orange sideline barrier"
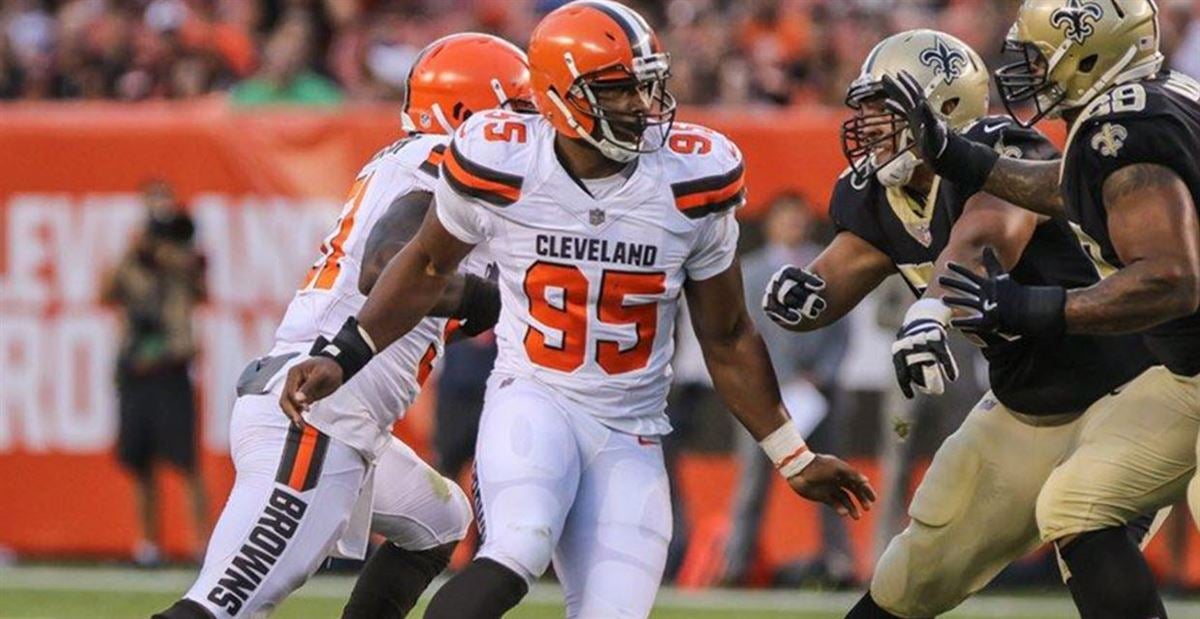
(2, 100, 1193, 590)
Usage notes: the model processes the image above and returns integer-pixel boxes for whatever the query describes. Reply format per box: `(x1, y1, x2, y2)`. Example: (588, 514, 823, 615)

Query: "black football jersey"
(1061, 71, 1200, 377)
(830, 116, 1152, 414)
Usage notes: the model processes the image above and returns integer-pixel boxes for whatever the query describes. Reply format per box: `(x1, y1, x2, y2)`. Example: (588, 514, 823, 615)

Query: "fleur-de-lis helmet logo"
(1051, 0, 1105, 45)
(1090, 122, 1127, 157)
(918, 37, 969, 85)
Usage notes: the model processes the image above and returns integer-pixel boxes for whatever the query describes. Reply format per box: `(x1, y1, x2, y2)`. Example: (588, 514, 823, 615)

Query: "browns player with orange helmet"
(152, 33, 531, 619)
(280, 3, 874, 618)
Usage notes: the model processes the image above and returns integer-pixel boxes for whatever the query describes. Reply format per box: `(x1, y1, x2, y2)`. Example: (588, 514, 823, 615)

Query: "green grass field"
(3, 565, 1198, 619)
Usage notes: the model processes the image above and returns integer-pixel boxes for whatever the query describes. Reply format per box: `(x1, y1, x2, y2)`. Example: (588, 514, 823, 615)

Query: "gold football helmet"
(996, 0, 1163, 125)
(842, 29, 989, 187)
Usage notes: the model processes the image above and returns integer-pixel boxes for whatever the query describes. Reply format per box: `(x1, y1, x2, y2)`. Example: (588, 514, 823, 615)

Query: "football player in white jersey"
(280, 2, 875, 617)
(153, 34, 531, 619)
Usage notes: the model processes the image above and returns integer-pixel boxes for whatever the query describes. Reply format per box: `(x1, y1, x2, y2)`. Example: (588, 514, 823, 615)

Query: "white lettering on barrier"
(0, 193, 338, 454)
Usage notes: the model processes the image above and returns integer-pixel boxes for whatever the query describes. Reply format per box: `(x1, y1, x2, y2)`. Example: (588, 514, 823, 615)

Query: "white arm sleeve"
(685, 211, 740, 281)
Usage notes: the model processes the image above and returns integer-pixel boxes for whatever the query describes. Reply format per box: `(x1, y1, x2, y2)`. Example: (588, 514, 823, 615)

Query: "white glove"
(763, 265, 827, 329)
(892, 298, 959, 398)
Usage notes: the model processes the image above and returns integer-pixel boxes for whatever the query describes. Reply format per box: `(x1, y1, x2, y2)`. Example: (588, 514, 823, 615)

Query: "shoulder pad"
(442, 111, 538, 207)
(660, 123, 746, 219)
(963, 115, 1059, 161)
(361, 133, 447, 179)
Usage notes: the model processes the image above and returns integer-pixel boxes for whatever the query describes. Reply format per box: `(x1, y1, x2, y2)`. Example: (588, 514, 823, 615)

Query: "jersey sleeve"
(827, 170, 889, 253)
(1075, 113, 1196, 189)
(434, 165, 490, 245)
(667, 124, 748, 220)
(993, 124, 1060, 162)
(434, 114, 531, 244)
(684, 208, 740, 280)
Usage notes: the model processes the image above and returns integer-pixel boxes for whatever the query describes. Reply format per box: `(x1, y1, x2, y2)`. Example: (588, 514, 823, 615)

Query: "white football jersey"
(270, 132, 490, 457)
(436, 111, 744, 436)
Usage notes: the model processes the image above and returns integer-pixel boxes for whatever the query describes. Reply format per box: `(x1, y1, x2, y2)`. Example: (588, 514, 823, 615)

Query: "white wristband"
(759, 421, 816, 479)
(903, 297, 952, 326)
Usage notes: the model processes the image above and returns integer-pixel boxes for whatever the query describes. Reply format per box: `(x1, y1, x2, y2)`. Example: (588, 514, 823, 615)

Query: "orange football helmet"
(401, 33, 532, 135)
(529, 0, 676, 162)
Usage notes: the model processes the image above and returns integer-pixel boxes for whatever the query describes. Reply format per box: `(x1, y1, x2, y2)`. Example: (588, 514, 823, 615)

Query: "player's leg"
(1036, 367, 1199, 619)
(153, 393, 368, 619)
(553, 420, 672, 619)
(341, 437, 472, 619)
(852, 393, 1081, 618)
(424, 376, 583, 619)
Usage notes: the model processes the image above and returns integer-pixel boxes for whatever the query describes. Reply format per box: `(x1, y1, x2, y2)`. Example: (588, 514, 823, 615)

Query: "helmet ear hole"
(941, 97, 960, 117)
(1079, 55, 1098, 73)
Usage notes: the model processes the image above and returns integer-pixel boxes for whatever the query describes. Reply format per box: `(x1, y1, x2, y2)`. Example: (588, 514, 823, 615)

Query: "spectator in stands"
(229, 10, 341, 105)
(723, 193, 854, 587)
(101, 180, 209, 567)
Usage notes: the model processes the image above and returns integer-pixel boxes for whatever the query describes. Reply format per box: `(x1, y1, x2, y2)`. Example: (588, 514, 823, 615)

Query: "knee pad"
(477, 521, 557, 583)
(373, 477, 472, 551)
(870, 522, 965, 618)
(1036, 467, 1082, 542)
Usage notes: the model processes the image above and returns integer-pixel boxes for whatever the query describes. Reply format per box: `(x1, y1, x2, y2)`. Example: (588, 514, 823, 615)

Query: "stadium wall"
(3, 101, 1191, 588)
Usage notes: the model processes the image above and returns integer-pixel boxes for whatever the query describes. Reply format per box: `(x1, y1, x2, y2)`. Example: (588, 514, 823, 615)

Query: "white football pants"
(473, 375, 673, 619)
(183, 390, 470, 619)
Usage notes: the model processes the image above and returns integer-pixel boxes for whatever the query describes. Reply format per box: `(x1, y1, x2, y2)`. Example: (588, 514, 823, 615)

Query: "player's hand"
(880, 71, 999, 198)
(891, 300, 959, 398)
(939, 247, 1066, 338)
(763, 265, 827, 330)
(880, 70, 948, 161)
(788, 454, 876, 519)
(279, 357, 344, 426)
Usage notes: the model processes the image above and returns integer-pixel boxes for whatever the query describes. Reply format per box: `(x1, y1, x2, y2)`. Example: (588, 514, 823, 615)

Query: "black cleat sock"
(151, 599, 214, 619)
(845, 591, 905, 619)
(423, 558, 529, 619)
(1060, 526, 1167, 619)
(341, 542, 456, 619)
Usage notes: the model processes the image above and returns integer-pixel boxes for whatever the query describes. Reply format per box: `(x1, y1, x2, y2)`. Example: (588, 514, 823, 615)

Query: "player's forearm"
(426, 274, 466, 318)
(700, 314, 790, 440)
(1065, 259, 1200, 334)
(982, 158, 1065, 218)
(357, 241, 452, 349)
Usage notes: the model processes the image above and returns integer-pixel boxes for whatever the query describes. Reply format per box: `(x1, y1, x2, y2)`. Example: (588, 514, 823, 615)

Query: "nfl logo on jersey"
(589, 208, 606, 226)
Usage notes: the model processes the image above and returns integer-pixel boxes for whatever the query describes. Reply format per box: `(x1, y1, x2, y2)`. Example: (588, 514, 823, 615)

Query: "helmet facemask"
(995, 38, 1069, 127)
(841, 80, 921, 188)
(552, 51, 677, 162)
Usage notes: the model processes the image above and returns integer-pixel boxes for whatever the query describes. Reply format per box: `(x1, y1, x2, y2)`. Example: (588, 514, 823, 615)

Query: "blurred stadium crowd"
(2, 0, 1199, 106)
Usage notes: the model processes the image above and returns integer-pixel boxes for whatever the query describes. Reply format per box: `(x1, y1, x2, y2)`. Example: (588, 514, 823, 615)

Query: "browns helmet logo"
(1050, 0, 1104, 45)
(918, 37, 968, 85)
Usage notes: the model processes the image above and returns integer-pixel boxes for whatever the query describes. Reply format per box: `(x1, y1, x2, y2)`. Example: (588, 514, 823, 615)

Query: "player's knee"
(478, 522, 557, 583)
(1188, 474, 1200, 529)
(1035, 468, 1084, 542)
(373, 478, 472, 550)
(870, 523, 965, 617)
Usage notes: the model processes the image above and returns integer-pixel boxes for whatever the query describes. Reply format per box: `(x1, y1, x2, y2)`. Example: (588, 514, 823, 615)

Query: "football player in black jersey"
(882, 1, 1200, 617)
(762, 29, 1157, 618)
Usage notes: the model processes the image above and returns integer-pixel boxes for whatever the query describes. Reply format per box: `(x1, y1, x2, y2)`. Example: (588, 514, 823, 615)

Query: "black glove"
(939, 247, 1066, 338)
(763, 265, 827, 329)
(880, 71, 999, 198)
(455, 273, 501, 337)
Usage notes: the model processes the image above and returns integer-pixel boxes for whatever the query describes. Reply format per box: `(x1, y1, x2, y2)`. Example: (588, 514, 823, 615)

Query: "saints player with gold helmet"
(884, 1, 1200, 617)
(763, 28, 1156, 618)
